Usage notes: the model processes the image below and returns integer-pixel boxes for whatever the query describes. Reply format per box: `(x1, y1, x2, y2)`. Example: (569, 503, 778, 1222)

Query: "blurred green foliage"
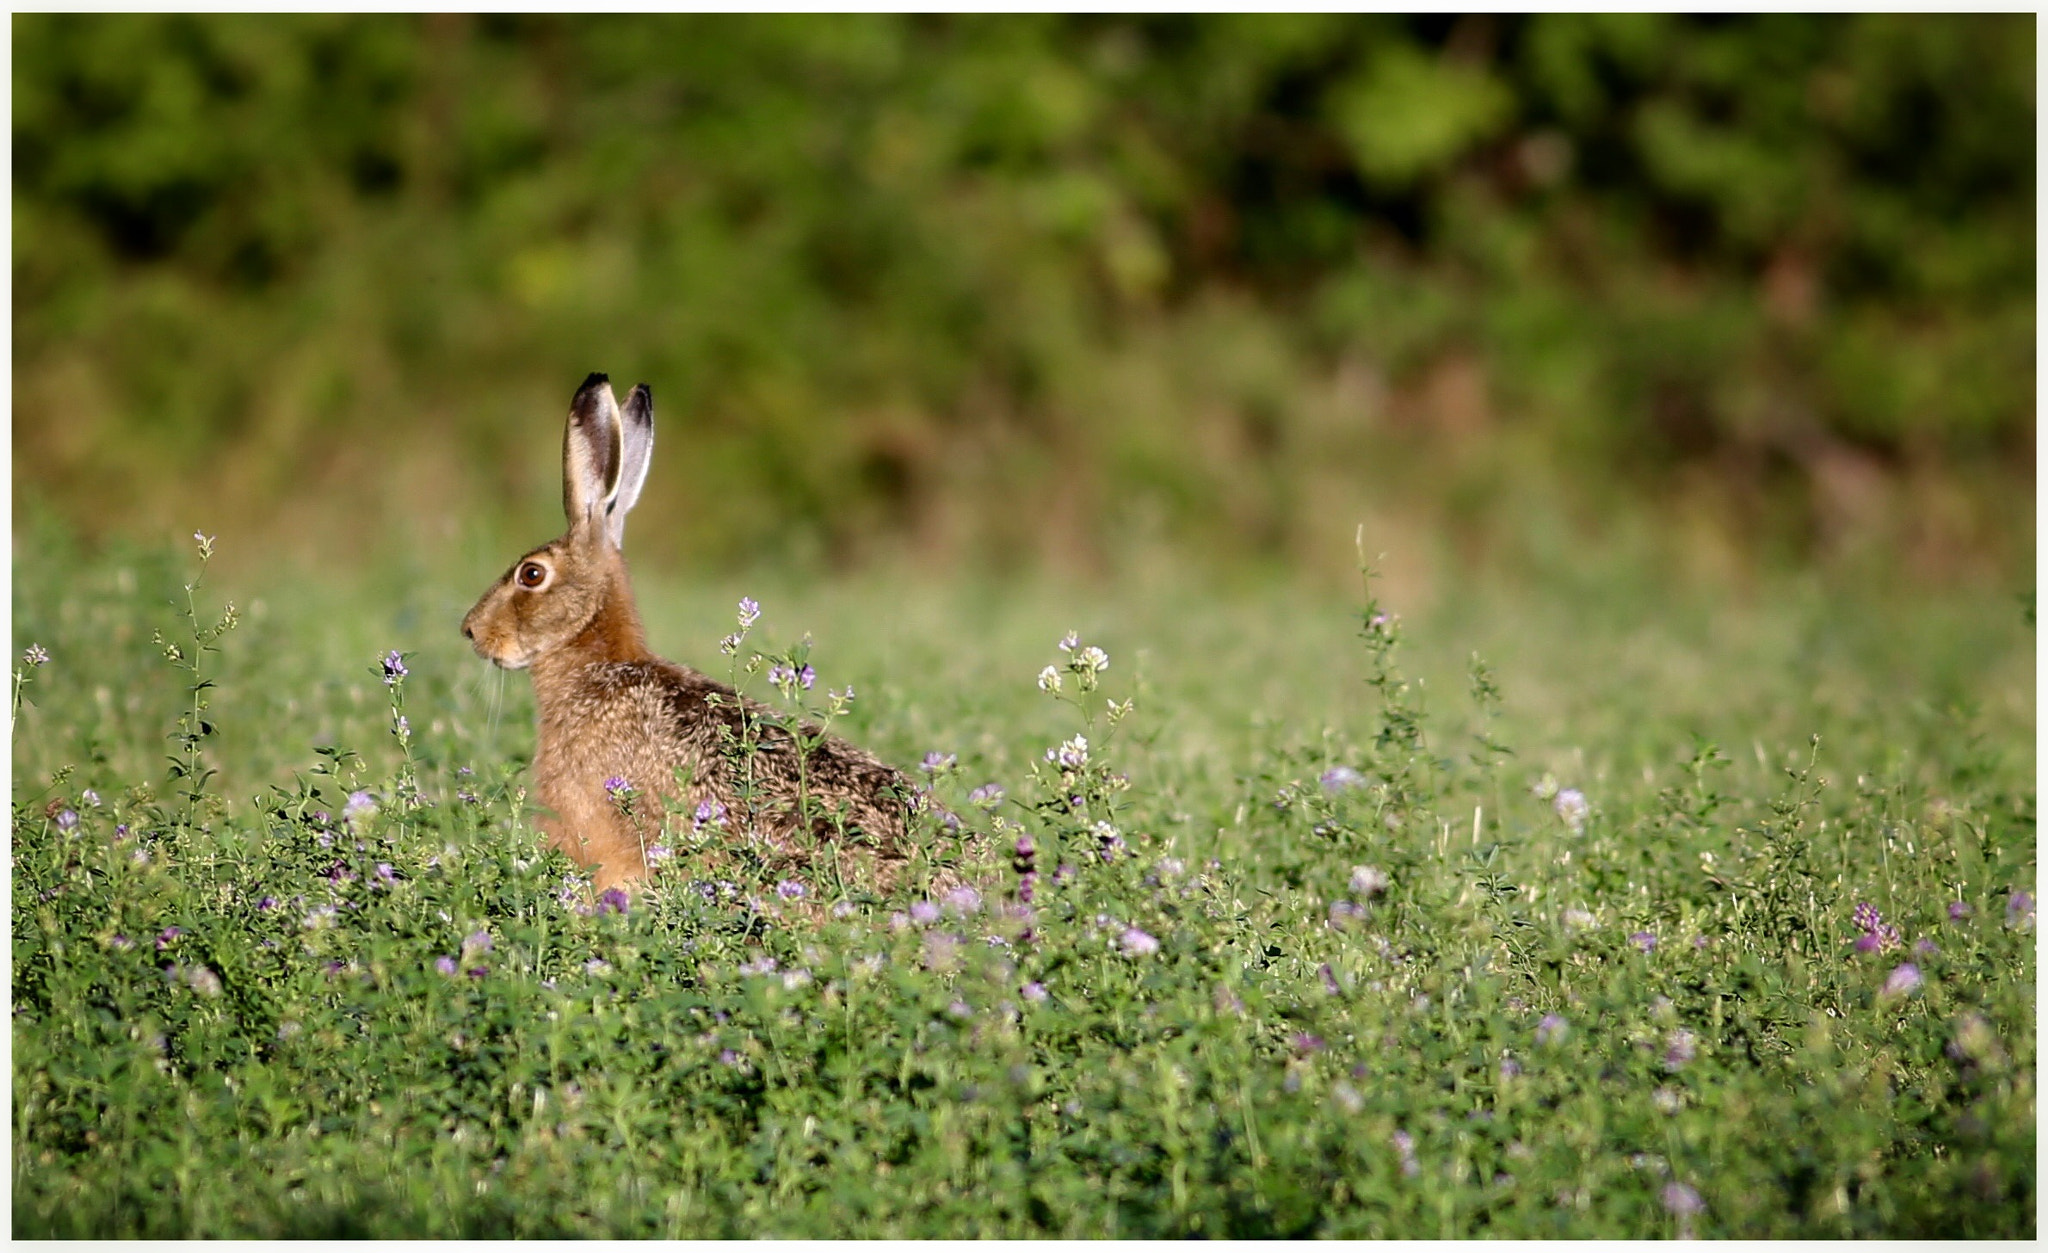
(12, 14, 2035, 577)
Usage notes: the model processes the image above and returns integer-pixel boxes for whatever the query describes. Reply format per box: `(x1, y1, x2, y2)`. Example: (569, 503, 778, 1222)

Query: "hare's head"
(462, 373, 655, 669)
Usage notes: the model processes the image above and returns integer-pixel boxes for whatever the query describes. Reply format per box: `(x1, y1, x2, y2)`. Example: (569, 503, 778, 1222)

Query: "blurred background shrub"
(12, 13, 2035, 585)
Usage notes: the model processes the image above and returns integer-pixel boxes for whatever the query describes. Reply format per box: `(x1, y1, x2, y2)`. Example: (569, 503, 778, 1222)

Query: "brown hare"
(462, 373, 926, 894)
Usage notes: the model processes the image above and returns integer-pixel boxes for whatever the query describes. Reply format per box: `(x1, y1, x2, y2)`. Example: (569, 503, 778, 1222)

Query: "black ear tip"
(575, 371, 610, 396)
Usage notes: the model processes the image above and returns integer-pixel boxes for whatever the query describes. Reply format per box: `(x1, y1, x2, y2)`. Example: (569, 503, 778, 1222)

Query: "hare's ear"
(563, 372, 624, 538)
(608, 383, 655, 548)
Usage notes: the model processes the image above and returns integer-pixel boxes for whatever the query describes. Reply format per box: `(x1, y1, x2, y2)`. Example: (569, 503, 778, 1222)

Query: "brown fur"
(461, 375, 932, 894)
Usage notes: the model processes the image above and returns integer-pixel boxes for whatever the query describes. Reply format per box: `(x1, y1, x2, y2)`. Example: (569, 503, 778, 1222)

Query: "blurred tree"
(11, 14, 2035, 577)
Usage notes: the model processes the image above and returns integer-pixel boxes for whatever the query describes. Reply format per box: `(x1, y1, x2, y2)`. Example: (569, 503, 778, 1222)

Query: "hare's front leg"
(536, 788, 647, 893)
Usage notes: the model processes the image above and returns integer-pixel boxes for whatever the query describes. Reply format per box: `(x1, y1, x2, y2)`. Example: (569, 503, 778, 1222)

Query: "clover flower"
(1048, 735, 1089, 770)
(1850, 902, 1903, 953)
(1553, 788, 1589, 834)
(1321, 765, 1366, 793)
(79, 789, 100, 807)
(1058, 631, 1079, 652)
(1075, 645, 1109, 673)
(797, 664, 816, 690)
(1948, 900, 1972, 921)
(2007, 890, 2034, 930)
(594, 887, 630, 916)
(155, 926, 185, 950)
(435, 956, 458, 976)
(921, 751, 957, 775)
(737, 598, 761, 629)
(381, 650, 408, 686)
(1350, 864, 1390, 898)
(22, 643, 49, 667)
(342, 790, 377, 825)
(944, 885, 982, 915)
(1661, 1182, 1704, 1217)
(1037, 665, 1062, 693)
(1630, 931, 1658, 954)
(1119, 926, 1159, 956)
(1536, 1014, 1569, 1047)
(969, 783, 1005, 808)
(1880, 963, 1922, 998)
(910, 900, 941, 926)
(646, 844, 672, 864)
(604, 775, 633, 800)
(180, 964, 223, 997)
(54, 810, 78, 832)
(776, 879, 806, 900)
(693, 799, 728, 830)
(1021, 981, 1048, 1003)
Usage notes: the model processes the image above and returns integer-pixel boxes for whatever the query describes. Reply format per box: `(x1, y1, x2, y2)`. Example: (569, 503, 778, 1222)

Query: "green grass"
(11, 530, 2036, 1237)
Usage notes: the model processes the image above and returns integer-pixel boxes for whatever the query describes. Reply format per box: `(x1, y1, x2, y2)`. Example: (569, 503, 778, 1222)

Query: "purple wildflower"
(604, 776, 632, 800)
(373, 863, 396, 888)
(435, 956, 458, 975)
(1291, 1032, 1326, 1055)
(910, 900, 941, 925)
(736, 598, 761, 629)
(155, 926, 184, 950)
(944, 885, 982, 915)
(1553, 788, 1589, 834)
(1499, 1057, 1522, 1080)
(1021, 981, 1048, 1003)
(1661, 1182, 1704, 1217)
(467, 966, 487, 979)
(1119, 926, 1159, 956)
(583, 957, 611, 973)
(1047, 735, 1089, 770)
(920, 751, 957, 775)
(462, 930, 493, 956)
(79, 789, 100, 807)
(1350, 864, 1390, 898)
(1630, 931, 1658, 954)
(970, 783, 1006, 808)
(1852, 901, 1883, 933)
(1914, 937, 1939, 958)
(53, 810, 78, 831)
(1536, 1014, 1569, 1046)
(645, 844, 672, 864)
(1662, 1029, 1696, 1071)
(1948, 900, 1971, 921)
(342, 790, 377, 825)
(1880, 963, 1922, 998)
(2006, 891, 2034, 930)
(110, 934, 134, 950)
(776, 879, 806, 900)
(1319, 962, 1343, 995)
(693, 799, 727, 829)
(381, 650, 408, 685)
(594, 887, 630, 916)
(22, 643, 49, 667)
(1320, 765, 1366, 792)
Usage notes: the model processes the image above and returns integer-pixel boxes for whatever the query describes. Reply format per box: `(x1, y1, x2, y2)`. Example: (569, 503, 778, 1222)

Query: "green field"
(10, 526, 2034, 1237)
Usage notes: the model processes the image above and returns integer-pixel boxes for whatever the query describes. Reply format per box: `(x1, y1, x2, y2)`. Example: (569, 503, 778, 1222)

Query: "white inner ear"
(603, 407, 626, 510)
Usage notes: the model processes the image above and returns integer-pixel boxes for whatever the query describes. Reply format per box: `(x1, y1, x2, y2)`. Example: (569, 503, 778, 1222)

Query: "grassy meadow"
(9, 519, 2035, 1237)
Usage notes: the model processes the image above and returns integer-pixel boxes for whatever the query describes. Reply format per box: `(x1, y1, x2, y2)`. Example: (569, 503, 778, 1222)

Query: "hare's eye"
(517, 562, 548, 589)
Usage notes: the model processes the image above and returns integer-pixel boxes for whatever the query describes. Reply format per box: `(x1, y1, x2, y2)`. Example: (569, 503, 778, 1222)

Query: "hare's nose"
(461, 621, 475, 642)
